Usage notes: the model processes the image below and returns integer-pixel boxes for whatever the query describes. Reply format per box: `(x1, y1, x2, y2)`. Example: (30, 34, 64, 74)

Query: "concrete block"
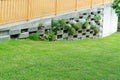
(57, 35, 63, 40)
(81, 35, 86, 39)
(19, 32, 29, 39)
(78, 30, 82, 34)
(68, 35, 74, 40)
(77, 8, 91, 18)
(40, 16, 53, 29)
(9, 29, 21, 35)
(37, 29, 45, 35)
(28, 27, 38, 32)
(89, 34, 94, 38)
(91, 15, 95, 18)
(0, 35, 10, 41)
(73, 35, 78, 40)
(30, 20, 40, 28)
(55, 11, 77, 20)
(63, 33, 68, 37)
(19, 23, 29, 29)
(77, 33, 82, 38)
(57, 30, 63, 35)
(0, 30, 9, 36)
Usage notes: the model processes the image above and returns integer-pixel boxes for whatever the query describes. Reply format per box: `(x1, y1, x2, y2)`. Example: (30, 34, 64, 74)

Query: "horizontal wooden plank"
(0, 0, 112, 25)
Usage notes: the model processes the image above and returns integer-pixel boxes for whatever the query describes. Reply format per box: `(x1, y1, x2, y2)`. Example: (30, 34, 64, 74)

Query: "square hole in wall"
(73, 35, 77, 38)
(91, 12, 94, 15)
(86, 29, 90, 32)
(21, 29, 28, 33)
(78, 30, 82, 33)
(63, 30, 68, 33)
(10, 34, 19, 39)
(82, 33, 86, 35)
(57, 35, 63, 39)
(70, 18, 74, 20)
(29, 31, 37, 34)
(79, 16, 83, 19)
(83, 13, 87, 15)
(97, 11, 101, 14)
(91, 18, 94, 21)
(45, 29, 50, 32)
(93, 33, 97, 36)
(86, 35, 90, 38)
(90, 31, 94, 34)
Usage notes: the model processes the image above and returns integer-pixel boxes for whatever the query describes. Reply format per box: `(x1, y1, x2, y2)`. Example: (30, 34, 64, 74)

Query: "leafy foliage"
(74, 22, 82, 30)
(83, 21, 90, 29)
(45, 30, 56, 41)
(91, 25, 99, 34)
(65, 23, 72, 30)
(29, 33, 40, 41)
(59, 19, 66, 28)
(112, 0, 120, 17)
(94, 14, 101, 22)
(38, 23, 44, 29)
(69, 28, 76, 35)
(52, 19, 66, 31)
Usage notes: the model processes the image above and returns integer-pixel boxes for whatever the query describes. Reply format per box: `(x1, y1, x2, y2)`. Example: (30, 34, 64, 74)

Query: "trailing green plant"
(94, 14, 101, 22)
(70, 19, 76, 26)
(112, 0, 120, 17)
(21, 29, 28, 33)
(91, 25, 99, 34)
(69, 27, 76, 35)
(45, 30, 56, 41)
(58, 19, 66, 28)
(79, 19, 86, 25)
(74, 22, 82, 30)
(65, 23, 72, 30)
(51, 19, 63, 31)
(87, 15, 91, 20)
(38, 23, 44, 30)
(29, 33, 40, 41)
(83, 21, 90, 29)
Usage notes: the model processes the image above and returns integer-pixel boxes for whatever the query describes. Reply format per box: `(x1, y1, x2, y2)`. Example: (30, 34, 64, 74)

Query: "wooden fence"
(0, 0, 113, 25)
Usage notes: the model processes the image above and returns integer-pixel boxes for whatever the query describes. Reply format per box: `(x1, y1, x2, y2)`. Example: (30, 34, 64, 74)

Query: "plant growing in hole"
(45, 30, 56, 41)
(29, 33, 39, 41)
(94, 14, 102, 23)
(79, 19, 86, 25)
(21, 29, 28, 33)
(91, 25, 100, 34)
(58, 19, 66, 28)
(69, 27, 76, 35)
(87, 15, 91, 20)
(51, 19, 63, 33)
(83, 21, 91, 29)
(64, 23, 72, 31)
(74, 20, 82, 30)
(38, 23, 44, 30)
(69, 18, 76, 26)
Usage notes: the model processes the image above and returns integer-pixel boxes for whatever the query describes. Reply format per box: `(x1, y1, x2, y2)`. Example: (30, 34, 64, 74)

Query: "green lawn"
(0, 33, 120, 80)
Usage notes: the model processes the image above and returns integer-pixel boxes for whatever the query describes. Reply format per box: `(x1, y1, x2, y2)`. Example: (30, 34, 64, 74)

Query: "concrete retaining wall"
(0, 4, 118, 40)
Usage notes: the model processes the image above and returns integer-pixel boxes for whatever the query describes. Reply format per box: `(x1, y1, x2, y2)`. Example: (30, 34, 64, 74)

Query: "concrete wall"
(102, 4, 118, 37)
(0, 3, 118, 40)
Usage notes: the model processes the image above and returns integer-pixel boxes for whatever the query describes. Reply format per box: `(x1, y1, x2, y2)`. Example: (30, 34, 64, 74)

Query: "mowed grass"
(0, 33, 120, 80)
